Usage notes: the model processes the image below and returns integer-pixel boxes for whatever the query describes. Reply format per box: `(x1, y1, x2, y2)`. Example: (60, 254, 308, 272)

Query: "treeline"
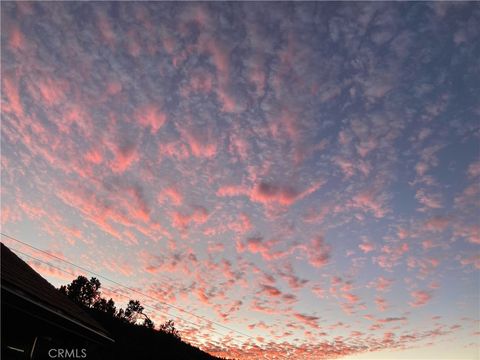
(59, 276, 226, 360)
(59, 275, 177, 336)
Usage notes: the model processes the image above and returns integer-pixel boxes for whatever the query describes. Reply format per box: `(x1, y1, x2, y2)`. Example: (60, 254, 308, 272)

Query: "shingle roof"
(1, 243, 111, 340)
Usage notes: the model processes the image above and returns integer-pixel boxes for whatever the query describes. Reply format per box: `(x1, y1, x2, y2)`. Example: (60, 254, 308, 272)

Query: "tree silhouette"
(61, 275, 101, 307)
(55, 276, 223, 359)
(59, 277, 155, 329)
(124, 300, 144, 323)
(159, 319, 180, 339)
(121, 300, 154, 328)
(143, 317, 154, 329)
(93, 297, 117, 316)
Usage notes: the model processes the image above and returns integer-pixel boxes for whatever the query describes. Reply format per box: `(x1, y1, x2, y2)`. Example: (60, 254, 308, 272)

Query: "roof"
(1, 242, 112, 341)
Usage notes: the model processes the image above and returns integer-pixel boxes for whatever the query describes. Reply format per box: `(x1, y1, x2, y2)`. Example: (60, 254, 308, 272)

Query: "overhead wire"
(0, 232, 252, 340)
(7, 246, 247, 353)
(0, 233, 288, 358)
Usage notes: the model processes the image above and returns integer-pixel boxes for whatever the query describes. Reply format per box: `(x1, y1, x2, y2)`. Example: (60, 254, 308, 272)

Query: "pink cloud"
(350, 330, 364, 338)
(350, 190, 388, 218)
(311, 286, 325, 299)
(28, 260, 78, 282)
(96, 12, 116, 47)
(138, 251, 162, 274)
(333, 157, 356, 178)
(422, 239, 437, 250)
(276, 263, 309, 291)
(228, 131, 250, 162)
(356, 137, 378, 158)
(248, 56, 267, 97)
(196, 287, 212, 305)
(227, 212, 252, 234)
(17, 200, 48, 220)
(58, 104, 94, 137)
(206, 241, 225, 253)
(333, 156, 371, 178)
(454, 223, 480, 245)
(250, 180, 324, 207)
(171, 206, 209, 231)
(219, 259, 238, 284)
(180, 5, 210, 31)
(382, 331, 395, 343)
(359, 240, 375, 253)
(180, 126, 217, 158)
(136, 105, 167, 134)
(259, 284, 282, 297)
(424, 216, 450, 232)
(41, 215, 84, 246)
(8, 25, 26, 50)
(108, 140, 140, 173)
(460, 255, 480, 269)
(302, 205, 330, 224)
(250, 182, 299, 206)
(158, 185, 183, 206)
(343, 293, 360, 304)
(454, 182, 479, 211)
(375, 297, 388, 312)
(146, 283, 178, 304)
(124, 185, 151, 223)
(374, 276, 393, 292)
(415, 162, 429, 177)
(106, 81, 123, 95)
(416, 189, 443, 209)
(103, 258, 134, 277)
(2, 75, 23, 116)
(467, 161, 480, 178)
(203, 224, 227, 237)
(244, 236, 289, 262)
(409, 290, 433, 307)
(56, 183, 161, 243)
(33, 76, 68, 106)
(428, 257, 440, 268)
(293, 313, 321, 329)
(415, 144, 444, 177)
(276, 110, 302, 143)
(397, 227, 410, 240)
(200, 38, 240, 113)
(250, 299, 282, 315)
(306, 235, 331, 268)
(84, 148, 103, 165)
(374, 243, 409, 270)
(158, 139, 190, 160)
(375, 254, 399, 270)
(181, 69, 214, 95)
(216, 184, 248, 197)
(2, 6, 475, 357)
(0, 205, 21, 226)
(338, 130, 352, 145)
(125, 29, 142, 57)
(247, 321, 269, 331)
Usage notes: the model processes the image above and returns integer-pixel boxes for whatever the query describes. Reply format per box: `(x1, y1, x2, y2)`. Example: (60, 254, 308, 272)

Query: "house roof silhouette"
(1, 242, 113, 342)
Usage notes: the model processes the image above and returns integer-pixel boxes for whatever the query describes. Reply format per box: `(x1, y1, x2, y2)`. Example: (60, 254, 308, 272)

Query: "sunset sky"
(1, 2, 479, 359)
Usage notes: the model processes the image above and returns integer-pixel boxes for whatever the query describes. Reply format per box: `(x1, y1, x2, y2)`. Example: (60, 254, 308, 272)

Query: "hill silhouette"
(59, 276, 229, 360)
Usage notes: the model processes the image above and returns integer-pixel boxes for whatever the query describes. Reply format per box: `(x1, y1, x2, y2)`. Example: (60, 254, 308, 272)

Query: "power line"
(8, 246, 247, 352)
(6, 241, 290, 360)
(2, 233, 290, 359)
(0, 233, 258, 344)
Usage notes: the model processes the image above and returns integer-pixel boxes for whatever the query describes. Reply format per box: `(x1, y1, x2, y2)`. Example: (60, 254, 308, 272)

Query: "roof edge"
(2, 284, 115, 343)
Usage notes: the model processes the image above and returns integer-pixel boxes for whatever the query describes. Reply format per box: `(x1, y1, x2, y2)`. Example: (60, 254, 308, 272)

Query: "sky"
(1, 2, 479, 359)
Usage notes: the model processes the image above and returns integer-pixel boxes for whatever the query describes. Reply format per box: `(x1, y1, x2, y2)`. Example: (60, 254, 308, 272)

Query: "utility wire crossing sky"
(3, 238, 253, 355)
(1, 2, 479, 359)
